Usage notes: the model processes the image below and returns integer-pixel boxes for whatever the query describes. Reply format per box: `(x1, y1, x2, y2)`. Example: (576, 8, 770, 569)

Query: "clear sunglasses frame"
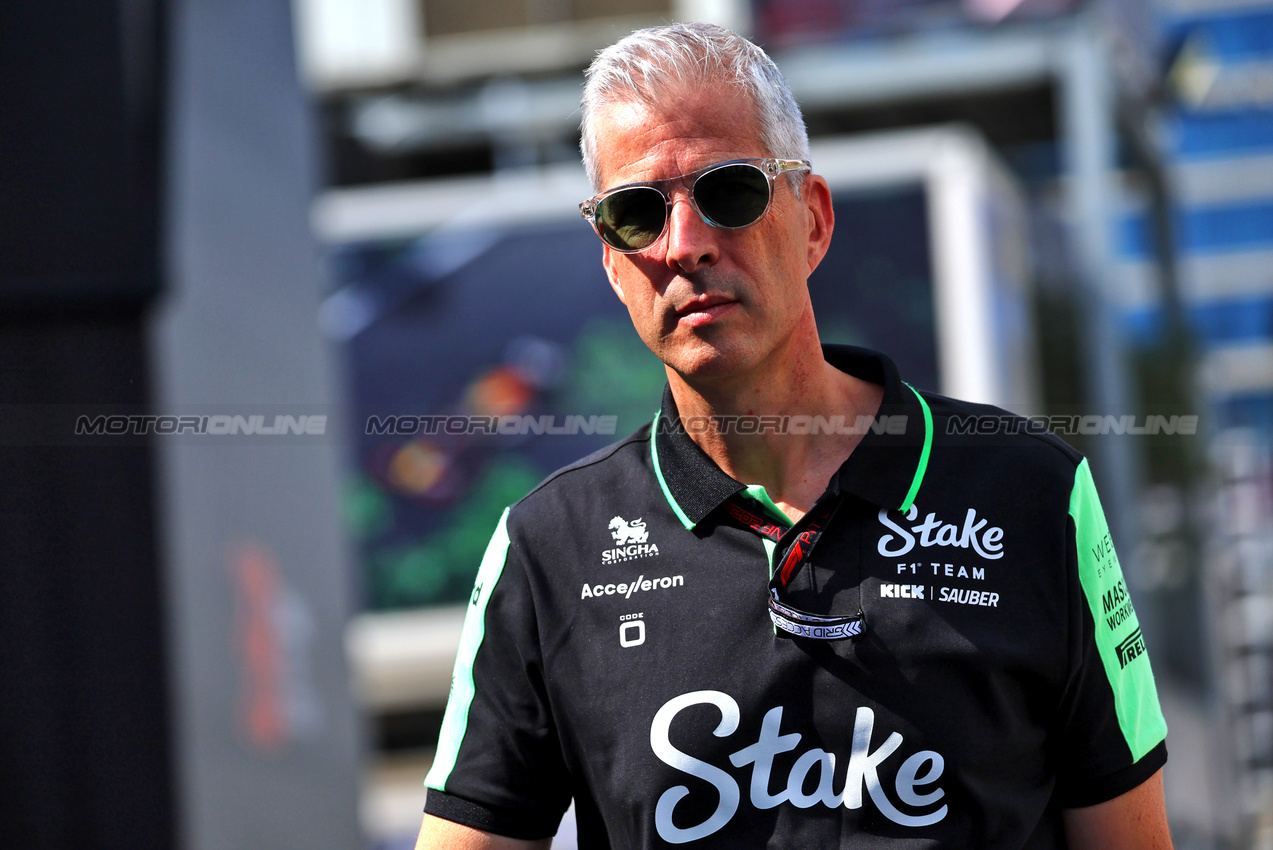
(578, 157, 811, 254)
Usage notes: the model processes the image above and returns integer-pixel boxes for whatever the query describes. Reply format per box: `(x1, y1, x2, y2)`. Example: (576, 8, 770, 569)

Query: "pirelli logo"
(1115, 627, 1146, 669)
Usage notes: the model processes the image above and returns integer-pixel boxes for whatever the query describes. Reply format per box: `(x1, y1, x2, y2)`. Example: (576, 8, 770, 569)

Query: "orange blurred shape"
(464, 366, 533, 416)
(388, 440, 448, 495)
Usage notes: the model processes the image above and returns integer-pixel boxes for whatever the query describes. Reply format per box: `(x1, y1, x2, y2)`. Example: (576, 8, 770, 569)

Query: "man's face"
(592, 85, 833, 387)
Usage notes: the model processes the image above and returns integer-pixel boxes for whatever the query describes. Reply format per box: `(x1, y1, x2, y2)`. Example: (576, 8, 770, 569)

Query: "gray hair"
(580, 22, 810, 193)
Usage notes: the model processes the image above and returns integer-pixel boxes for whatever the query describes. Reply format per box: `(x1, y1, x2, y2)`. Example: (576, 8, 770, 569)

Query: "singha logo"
(602, 516, 659, 565)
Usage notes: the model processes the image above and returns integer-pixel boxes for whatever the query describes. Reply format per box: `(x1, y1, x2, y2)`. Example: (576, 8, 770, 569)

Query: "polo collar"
(651, 345, 932, 529)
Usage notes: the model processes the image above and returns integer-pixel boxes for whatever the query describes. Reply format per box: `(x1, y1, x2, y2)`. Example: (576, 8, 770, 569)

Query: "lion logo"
(609, 516, 649, 545)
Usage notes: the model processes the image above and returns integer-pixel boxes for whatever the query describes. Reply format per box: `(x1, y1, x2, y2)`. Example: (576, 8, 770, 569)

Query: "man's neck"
(667, 341, 883, 523)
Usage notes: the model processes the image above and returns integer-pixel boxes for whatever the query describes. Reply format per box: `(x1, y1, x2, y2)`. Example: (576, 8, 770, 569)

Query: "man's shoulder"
(909, 389, 1088, 516)
(906, 391, 1087, 558)
(917, 389, 1084, 469)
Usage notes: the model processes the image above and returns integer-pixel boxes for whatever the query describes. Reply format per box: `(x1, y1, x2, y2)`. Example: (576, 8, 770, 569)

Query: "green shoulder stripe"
(1068, 458, 1167, 761)
(424, 507, 512, 791)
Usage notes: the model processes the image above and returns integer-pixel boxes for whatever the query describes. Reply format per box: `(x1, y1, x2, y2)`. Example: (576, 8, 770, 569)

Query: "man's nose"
(663, 194, 720, 274)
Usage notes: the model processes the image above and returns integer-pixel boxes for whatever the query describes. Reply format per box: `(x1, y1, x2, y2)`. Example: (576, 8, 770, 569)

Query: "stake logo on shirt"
(876, 505, 1005, 560)
(650, 690, 947, 844)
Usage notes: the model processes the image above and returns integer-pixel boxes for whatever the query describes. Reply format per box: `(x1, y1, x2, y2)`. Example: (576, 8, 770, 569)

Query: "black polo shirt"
(424, 345, 1168, 849)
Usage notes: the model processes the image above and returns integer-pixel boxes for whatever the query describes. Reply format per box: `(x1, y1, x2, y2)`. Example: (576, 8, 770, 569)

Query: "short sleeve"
(1053, 458, 1169, 807)
(423, 507, 572, 839)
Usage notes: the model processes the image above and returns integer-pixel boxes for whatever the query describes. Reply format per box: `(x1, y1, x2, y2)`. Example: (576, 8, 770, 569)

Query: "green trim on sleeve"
(1068, 458, 1168, 761)
(899, 384, 933, 513)
(650, 410, 695, 530)
(424, 507, 513, 791)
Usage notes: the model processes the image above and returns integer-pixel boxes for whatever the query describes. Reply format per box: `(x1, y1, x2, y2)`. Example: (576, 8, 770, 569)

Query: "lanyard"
(723, 494, 865, 641)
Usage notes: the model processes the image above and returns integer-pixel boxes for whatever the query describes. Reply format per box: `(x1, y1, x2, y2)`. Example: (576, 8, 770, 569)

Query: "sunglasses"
(579, 158, 811, 253)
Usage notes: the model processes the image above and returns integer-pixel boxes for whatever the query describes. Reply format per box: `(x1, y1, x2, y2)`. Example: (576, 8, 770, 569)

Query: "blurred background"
(2, 0, 1272, 847)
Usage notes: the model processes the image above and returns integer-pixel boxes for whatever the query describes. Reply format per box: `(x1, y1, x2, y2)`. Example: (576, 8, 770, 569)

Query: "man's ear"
(802, 174, 835, 276)
(602, 245, 629, 306)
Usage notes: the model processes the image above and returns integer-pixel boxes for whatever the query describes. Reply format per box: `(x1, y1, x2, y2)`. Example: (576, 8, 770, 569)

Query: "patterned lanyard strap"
(723, 495, 865, 641)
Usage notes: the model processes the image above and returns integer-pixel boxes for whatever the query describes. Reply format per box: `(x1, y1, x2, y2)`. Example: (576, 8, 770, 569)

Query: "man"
(417, 22, 1172, 849)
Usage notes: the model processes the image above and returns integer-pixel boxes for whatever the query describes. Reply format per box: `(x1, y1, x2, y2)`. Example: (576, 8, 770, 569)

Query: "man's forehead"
(592, 87, 764, 185)
(594, 99, 661, 137)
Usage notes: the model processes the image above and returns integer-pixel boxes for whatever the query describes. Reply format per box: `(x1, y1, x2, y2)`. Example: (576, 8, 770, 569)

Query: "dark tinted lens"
(693, 164, 770, 228)
(596, 187, 666, 251)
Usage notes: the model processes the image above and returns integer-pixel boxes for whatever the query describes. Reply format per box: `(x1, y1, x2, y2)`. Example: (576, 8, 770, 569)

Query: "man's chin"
(664, 340, 761, 386)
